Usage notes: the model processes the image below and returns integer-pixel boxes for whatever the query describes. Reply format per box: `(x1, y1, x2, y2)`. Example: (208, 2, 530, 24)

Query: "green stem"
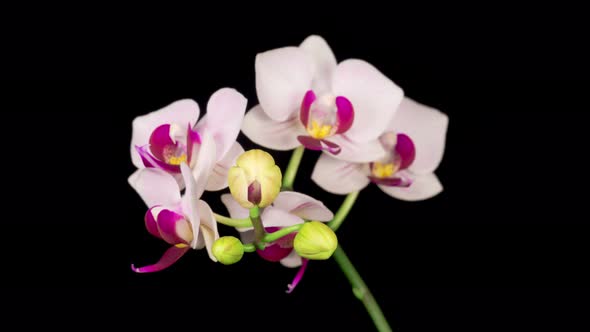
(327, 191, 359, 231)
(213, 213, 252, 228)
(332, 245, 392, 332)
(249, 206, 266, 249)
(243, 243, 257, 253)
(263, 224, 302, 243)
(282, 145, 305, 190)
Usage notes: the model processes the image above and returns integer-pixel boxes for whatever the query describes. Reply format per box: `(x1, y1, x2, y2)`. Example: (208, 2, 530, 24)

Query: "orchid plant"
(128, 35, 448, 332)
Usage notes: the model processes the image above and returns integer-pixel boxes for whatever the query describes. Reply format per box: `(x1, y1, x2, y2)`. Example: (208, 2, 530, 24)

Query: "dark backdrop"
(1, 10, 588, 332)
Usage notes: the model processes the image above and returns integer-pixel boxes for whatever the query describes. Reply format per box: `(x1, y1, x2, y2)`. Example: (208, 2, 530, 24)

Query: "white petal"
(131, 99, 200, 168)
(311, 154, 370, 195)
(197, 200, 220, 262)
(255, 47, 314, 122)
(280, 250, 303, 268)
(128, 168, 181, 208)
(332, 59, 403, 142)
(206, 142, 244, 191)
(242, 105, 306, 150)
(220, 193, 249, 219)
(190, 130, 217, 198)
(180, 163, 201, 248)
(328, 134, 386, 163)
(273, 191, 334, 221)
(378, 172, 443, 201)
(261, 207, 304, 228)
(196, 88, 247, 161)
(388, 97, 449, 174)
(300, 35, 337, 93)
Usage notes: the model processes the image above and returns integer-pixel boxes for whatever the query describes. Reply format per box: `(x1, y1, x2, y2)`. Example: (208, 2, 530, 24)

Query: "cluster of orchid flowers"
(128, 35, 448, 296)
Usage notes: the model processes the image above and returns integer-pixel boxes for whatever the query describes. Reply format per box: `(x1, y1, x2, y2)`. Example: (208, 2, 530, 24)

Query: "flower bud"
(293, 222, 338, 260)
(227, 149, 282, 208)
(212, 236, 244, 265)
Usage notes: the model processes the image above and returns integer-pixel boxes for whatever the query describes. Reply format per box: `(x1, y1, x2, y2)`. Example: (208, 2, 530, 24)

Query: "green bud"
(293, 222, 338, 260)
(212, 236, 244, 265)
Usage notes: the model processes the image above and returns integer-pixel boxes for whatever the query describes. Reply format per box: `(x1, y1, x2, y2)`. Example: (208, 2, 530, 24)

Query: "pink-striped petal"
(311, 153, 371, 195)
(131, 99, 200, 168)
(378, 172, 443, 201)
(131, 245, 190, 273)
(255, 47, 314, 122)
(242, 105, 306, 151)
(273, 191, 334, 221)
(332, 59, 403, 142)
(387, 97, 449, 174)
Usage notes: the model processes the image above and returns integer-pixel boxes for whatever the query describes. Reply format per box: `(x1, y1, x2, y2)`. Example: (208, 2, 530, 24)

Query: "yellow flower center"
(175, 243, 189, 248)
(308, 120, 333, 139)
(371, 162, 398, 178)
(168, 153, 187, 165)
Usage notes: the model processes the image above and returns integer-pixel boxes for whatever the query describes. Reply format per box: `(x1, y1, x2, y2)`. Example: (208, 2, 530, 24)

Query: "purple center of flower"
(256, 227, 296, 262)
(296, 90, 354, 155)
(368, 132, 415, 187)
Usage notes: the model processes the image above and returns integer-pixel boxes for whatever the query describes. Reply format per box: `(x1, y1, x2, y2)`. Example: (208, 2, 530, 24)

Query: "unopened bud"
(293, 222, 338, 260)
(212, 236, 244, 265)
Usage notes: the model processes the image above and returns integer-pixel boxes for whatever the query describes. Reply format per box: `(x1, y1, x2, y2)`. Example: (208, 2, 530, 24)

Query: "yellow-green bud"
(227, 149, 282, 209)
(212, 236, 244, 265)
(293, 222, 338, 260)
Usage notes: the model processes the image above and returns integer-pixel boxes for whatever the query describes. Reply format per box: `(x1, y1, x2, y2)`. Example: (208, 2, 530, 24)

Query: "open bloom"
(242, 35, 403, 162)
(129, 88, 247, 191)
(130, 137, 220, 273)
(312, 98, 448, 201)
(221, 191, 333, 292)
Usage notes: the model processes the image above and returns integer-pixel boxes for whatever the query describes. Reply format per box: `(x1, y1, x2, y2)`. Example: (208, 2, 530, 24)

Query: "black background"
(1, 8, 588, 332)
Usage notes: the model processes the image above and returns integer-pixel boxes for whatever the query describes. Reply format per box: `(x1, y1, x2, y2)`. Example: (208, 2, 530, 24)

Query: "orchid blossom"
(242, 35, 404, 162)
(130, 133, 220, 273)
(312, 98, 448, 201)
(220, 191, 333, 292)
(129, 88, 247, 191)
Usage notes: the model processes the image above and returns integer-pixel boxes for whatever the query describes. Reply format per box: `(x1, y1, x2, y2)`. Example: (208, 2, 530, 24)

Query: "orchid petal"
(220, 193, 249, 220)
(300, 90, 316, 127)
(131, 99, 200, 168)
(395, 133, 416, 170)
(156, 209, 193, 245)
(135, 145, 181, 173)
(297, 136, 341, 154)
(388, 97, 449, 174)
(181, 163, 201, 249)
(242, 105, 306, 151)
(280, 250, 303, 268)
(286, 259, 309, 293)
(335, 96, 354, 134)
(378, 172, 443, 201)
(128, 168, 181, 208)
(197, 200, 220, 262)
(273, 191, 334, 221)
(196, 88, 247, 161)
(332, 59, 403, 142)
(300, 35, 337, 93)
(148, 124, 176, 161)
(255, 47, 314, 122)
(190, 130, 217, 198)
(187, 125, 201, 166)
(311, 153, 371, 195)
(206, 142, 244, 191)
(131, 245, 190, 273)
(260, 207, 304, 228)
(144, 207, 162, 239)
(327, 135, 386, 163)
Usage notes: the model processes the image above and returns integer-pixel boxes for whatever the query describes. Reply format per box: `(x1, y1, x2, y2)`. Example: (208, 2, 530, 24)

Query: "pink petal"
(144, 207, 162, 239)
(300, 90, 316, 127)
(335, 96, 354, 134)
(131, 245, 190, 273)
(242, 105, 306, 151)
(388, 97, 449, 174)
(311, 153, 371, 195)
(260, 207, 304, 228)
(196, 200, 220, 262)
(128, 168, 181, 208)
(180, 163, 201, 249)
(299, 35, 337, 93)
(135, 145, 181, 173)
(148, 124, 176, 160)
(206, 142, 244, 191)
(220, 193, 249, 219)
(131, 99, 200, 168)
(332, 59, 403, 142)
(327, 135, 386, 163)
(186, 125, 201, 165)
(280, 250, 303, 268)
(156, 209, 192, 245)
(395, 133, 416, 170)
(286, 259, 309, 293)
(273, 191, 334, 221)
(196, 88, 247, 161)
(255, 47, 314, 122)
(378, 172, 443, 201)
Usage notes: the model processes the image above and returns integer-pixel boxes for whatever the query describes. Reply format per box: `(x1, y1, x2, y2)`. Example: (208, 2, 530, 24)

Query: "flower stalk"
(249, 206, 266, 249)
(282, 145, 305, 190)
